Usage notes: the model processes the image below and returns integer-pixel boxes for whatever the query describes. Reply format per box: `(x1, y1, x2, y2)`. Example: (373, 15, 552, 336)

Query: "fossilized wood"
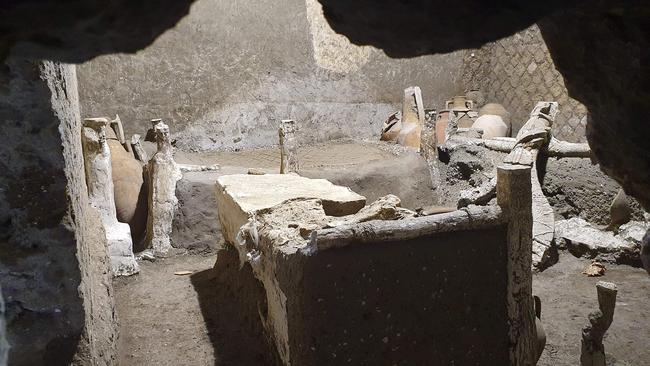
(130, 133, 148, 163)
(82, 118, 117, 222)
(458, 176, 497, 208)
(146, 119, 182, 256)
(496, 165, 536, 366)
(279, 119, 299, 174)
(447, 135, 516, 152)
(420, 109, 437, 162)
(529, 149, 556, 268)
(178, 163, 220, 172)
(547, 138, 591, 158)
(449, 135, 591, 158)
(580, 281, 618, 366)
(533, 295, 546, 363)
(309, 205, 505, 252)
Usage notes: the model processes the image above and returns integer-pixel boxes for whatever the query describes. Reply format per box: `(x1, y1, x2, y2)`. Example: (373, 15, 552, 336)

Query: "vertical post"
(580, 281, 617, 366)
(279, 119, 299, 174)
(82, 118, 117, 224)
(146, 119, 182, 256)
(497, 164, 536, 366)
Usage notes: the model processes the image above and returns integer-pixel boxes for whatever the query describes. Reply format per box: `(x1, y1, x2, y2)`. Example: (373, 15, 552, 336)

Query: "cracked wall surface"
(77, 0, 465, 152)
(463, 25, 588, 142)
(0, 58, 117, 366)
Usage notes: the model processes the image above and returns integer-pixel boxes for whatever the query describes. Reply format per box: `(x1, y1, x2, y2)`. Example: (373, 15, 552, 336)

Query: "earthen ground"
(534, 252, 650, 366)
(114, 254, 216, 366)
(116, 141, 649, 365)
(115, 251, 649, 366)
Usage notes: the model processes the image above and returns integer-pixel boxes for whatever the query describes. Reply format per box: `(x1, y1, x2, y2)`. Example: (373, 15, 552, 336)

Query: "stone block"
(227, 197, 510, 366)
(555, 218, 639, 265)
(215, 174, 366, 245)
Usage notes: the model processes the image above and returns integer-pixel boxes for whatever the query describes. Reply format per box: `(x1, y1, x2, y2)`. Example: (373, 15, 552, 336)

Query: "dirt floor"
(534, 252, 650, 366)
(114, 250, 649, 366)
(114, 254, 216, 366)
(118, 140, 649, 365)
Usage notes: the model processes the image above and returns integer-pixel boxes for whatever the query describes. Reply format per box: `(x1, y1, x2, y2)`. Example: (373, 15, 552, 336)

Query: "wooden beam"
(448, 135, 592, 158)
(308, 205, 505, 252)
(497, 165, 536, 366)
(580, 281, 618, 366)
(547, 138, 592, 158)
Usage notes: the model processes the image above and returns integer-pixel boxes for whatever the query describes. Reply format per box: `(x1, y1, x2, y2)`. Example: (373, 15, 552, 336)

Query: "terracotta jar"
(435, 110, 450, 144)
(471, 114, 509, 139)
(445, 95, 474, 111)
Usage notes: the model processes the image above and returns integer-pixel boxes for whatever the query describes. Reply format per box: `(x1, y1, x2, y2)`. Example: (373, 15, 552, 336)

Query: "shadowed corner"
(190, 246, 280, 366)
(316, 0, 580, 57)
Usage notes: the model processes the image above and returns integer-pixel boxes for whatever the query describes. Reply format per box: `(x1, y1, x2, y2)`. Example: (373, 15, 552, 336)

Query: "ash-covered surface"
(533, 252, 650, 366)
(436, 143, 645, 226)
(436, 143, 505, 207)
(280, 228, 509, 365)
(172, 171, 222, 253)
(542, 158, 645, 225)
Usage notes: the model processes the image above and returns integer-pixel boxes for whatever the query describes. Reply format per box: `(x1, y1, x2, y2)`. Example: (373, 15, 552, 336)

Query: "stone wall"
(463, 24, 588, 142)
(0, 58, 117, 366)
(77, 0, 465, 152)
(0, 286, 7, 366)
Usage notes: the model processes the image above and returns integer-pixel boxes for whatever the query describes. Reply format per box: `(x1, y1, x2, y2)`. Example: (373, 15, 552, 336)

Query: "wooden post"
(279, 119, 299, 174)
(497, 165, 536, 366)
(580, 281, 617, 366)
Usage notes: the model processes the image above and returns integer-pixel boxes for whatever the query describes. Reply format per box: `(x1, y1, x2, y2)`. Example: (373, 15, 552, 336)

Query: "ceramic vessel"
(479, 103, 511, 135)
(435, 110, 450, 144)
(471, 114, 509, 139)
(445, 95, 474, 111)
(380, 111, 401, 141)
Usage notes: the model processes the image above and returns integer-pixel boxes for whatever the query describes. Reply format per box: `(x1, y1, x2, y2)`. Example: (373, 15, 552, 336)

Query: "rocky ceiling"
(0, 0, 194, 62)
(0, 0, 648, 211)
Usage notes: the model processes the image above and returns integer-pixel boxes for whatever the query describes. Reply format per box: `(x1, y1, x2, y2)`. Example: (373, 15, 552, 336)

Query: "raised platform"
(213, 168, 538, 365)
(214, 173, 366, 245)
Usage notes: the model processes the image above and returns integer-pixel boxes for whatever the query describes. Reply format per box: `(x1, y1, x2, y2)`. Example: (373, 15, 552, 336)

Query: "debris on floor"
(582, 261, 606, 277)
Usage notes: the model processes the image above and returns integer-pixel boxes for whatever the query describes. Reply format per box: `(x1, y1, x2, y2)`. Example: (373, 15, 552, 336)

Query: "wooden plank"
(497, 164, 536, 366)
(309, 205, 505, 252)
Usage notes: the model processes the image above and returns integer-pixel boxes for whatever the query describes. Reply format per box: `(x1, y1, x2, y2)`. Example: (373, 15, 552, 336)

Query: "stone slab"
(555, 218, 640, 265)
(215, 174, 366, 245)
(106, 222, 140, 277)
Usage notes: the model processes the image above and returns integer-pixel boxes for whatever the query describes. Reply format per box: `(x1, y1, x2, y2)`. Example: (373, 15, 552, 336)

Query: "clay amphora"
(472, 114, 509, 139)
(435, 110, 450, 144)
(445, 95, 474, 111)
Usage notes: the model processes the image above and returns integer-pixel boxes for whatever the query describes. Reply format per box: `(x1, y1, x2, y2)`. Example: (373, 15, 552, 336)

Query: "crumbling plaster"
(0, 58, 117, 366)
(76, 0, 465, 152)
(0, 0, 648, 363)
